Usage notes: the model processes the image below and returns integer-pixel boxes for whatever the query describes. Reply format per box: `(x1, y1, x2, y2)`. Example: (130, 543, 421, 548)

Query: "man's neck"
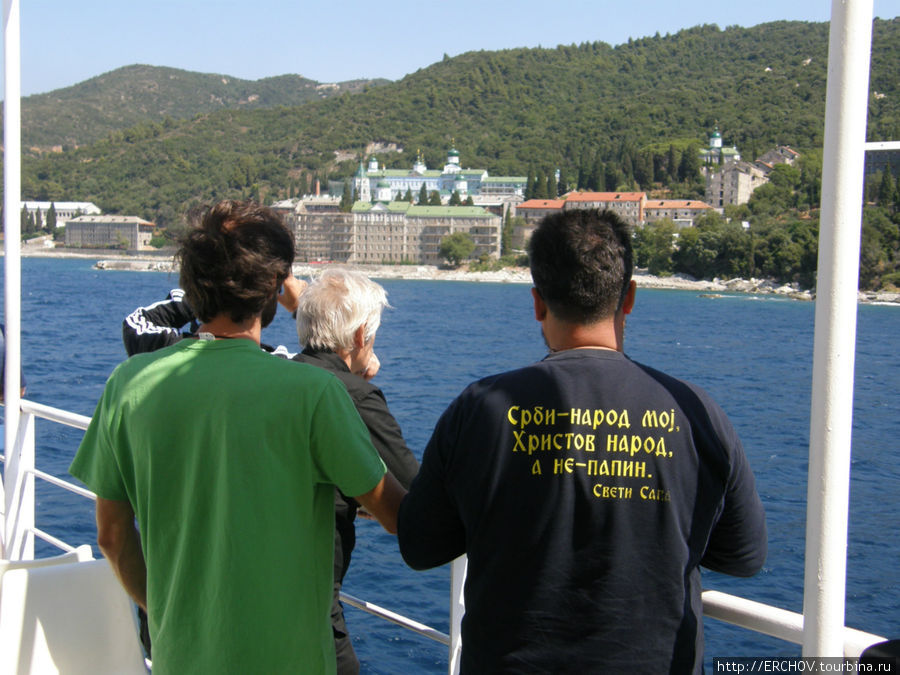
(543, 315, 624, 354)
(197, 315, 262, 345)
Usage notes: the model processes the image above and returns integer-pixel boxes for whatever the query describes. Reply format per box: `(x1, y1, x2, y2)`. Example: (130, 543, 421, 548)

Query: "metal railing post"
(449, 555, 467, 675)
(2, 0, 23, 560)
(802, 0, 873, 658)
(3, 410, 35, 560)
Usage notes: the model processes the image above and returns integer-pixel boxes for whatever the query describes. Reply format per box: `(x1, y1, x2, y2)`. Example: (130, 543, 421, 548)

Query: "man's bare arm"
(353, 473, 407, 534)
(96, 497, 148, 611)
(277, 275, 307, 314)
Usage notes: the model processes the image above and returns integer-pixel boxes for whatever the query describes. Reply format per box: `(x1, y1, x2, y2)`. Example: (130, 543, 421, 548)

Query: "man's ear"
(532, 287, 547, 322)
(353, 324, 367, 349)
(622, 280, 636, 316)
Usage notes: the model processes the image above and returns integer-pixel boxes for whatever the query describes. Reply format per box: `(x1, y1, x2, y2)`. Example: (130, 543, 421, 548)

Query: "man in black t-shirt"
(398, 208, 767, 674)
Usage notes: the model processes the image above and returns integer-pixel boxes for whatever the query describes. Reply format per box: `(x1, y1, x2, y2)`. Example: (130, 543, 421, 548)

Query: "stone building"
(290, 200, 502, 264)
(64, 215, 154, 250)
(705, 162, 769, 209)
(562, 192, 646, 226)
(643, 199, 713, 228)
(515, 199, 566, 224)
(756, 146, 801, 169)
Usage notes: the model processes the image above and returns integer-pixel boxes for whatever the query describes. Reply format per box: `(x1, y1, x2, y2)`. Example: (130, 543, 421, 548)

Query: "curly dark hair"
(177, 200, 295, 324)
(528, 209, 633, 324)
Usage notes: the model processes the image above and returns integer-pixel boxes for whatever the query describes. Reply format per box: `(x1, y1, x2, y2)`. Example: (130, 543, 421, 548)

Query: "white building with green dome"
(345, 146, 526, 203)
(699, 126, 741, 166)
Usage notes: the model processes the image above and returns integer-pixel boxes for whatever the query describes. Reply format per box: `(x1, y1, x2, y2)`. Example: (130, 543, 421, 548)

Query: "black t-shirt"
(398, 349, 766, 674)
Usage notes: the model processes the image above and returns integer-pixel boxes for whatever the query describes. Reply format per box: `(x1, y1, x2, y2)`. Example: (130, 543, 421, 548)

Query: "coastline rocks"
(95, 259, 175, 272)
(859, 290, 900, 305)
(61, 255, 898, 305)
(294, 264, 533, 284)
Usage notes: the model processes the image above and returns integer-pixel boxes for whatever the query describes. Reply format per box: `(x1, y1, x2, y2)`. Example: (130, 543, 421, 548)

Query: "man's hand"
(361, 352, 380, 381)
(278, 276, 307, 314)
(96, 498, 148, 611)
(354, 473, 406, 534)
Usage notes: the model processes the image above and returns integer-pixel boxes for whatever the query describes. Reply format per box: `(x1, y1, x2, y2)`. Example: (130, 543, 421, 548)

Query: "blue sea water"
(3, 257, 898, 671)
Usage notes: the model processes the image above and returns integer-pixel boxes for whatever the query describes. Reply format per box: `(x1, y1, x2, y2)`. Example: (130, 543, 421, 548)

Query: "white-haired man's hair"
(297, 268, 390, 351)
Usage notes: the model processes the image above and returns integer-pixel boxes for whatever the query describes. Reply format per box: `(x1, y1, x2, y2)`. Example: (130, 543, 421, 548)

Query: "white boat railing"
(1, 398, 887, 668)
(1, 399, 457, 645)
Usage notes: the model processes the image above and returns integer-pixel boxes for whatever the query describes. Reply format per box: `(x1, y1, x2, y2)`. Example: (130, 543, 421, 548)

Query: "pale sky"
(2, 0, 897, 96)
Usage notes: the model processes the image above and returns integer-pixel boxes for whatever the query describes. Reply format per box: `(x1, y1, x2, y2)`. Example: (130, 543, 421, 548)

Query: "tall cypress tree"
(533, 171, 547, 200)
(46, 203, 57, 231)
(339, 179, 353, 212)
(557, 170, 568, 197)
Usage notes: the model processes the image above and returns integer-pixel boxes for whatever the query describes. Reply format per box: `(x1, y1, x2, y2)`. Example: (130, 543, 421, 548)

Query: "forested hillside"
(19, 65, 386, 149)
(10, 18, 900, 289)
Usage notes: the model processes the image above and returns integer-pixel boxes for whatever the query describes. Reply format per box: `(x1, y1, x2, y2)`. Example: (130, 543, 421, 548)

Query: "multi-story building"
(700, 127, 802, 210)
(704, 162, 769, 209)
(515, 199, 566, 224)
(22, 201, 101, 225)
(349, 202, 501, 264)
(643, 199, 713, 228)
(290, 199, 502, 264)
(562, 192, 646, 226)
(64, 215, 154, 250)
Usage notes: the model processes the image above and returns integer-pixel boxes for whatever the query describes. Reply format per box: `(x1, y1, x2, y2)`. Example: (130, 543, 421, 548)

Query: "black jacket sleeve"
(397, 399, 467, 570)
(122, 288, 197, 356)
(354, 387, 419, 489)
(700, 430, 768, 576)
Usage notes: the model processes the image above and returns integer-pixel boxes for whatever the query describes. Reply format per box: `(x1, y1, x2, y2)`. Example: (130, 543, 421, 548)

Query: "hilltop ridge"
(18, 64, 388, 149)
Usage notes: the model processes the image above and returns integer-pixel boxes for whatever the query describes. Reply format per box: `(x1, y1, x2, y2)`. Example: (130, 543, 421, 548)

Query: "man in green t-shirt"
(70, 200, 405, 674)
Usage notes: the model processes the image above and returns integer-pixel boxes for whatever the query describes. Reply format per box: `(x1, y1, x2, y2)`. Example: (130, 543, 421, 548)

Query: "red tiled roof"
(518, 199, 565, 209)
(644, 200, 712, 210)
(564, 191, 646, 202)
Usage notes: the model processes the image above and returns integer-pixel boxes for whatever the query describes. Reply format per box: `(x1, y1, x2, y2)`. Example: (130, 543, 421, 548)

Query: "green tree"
(46, 203, 58, 231)
(860, 206, 900, 289)
(671, 213, 750, 279)
(678, 144, 701, 183)
(666, 145, 678, 181)
(428, 190, 442, 206)
(546, 174, 557, 199)
(532, 171, 547, 200)
(633, 220, 677, 276)
(339, 179, 353, 212)
(525, 166, 536, 199)
(557, 170, 569, 197)
(418, 183, 429, 205)
(439, 231, 476, 266)
(449, 190, 462, 206)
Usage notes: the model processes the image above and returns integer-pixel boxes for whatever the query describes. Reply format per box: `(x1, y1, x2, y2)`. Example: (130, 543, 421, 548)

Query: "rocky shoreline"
(17, 247, 900, 305)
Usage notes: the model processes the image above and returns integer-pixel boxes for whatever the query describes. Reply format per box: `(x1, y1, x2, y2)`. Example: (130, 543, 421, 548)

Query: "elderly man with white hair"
(293, 268, 419, 675)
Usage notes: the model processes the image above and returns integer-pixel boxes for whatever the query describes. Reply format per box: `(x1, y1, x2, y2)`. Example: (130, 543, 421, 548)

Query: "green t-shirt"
(70, 338, 386, 674)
